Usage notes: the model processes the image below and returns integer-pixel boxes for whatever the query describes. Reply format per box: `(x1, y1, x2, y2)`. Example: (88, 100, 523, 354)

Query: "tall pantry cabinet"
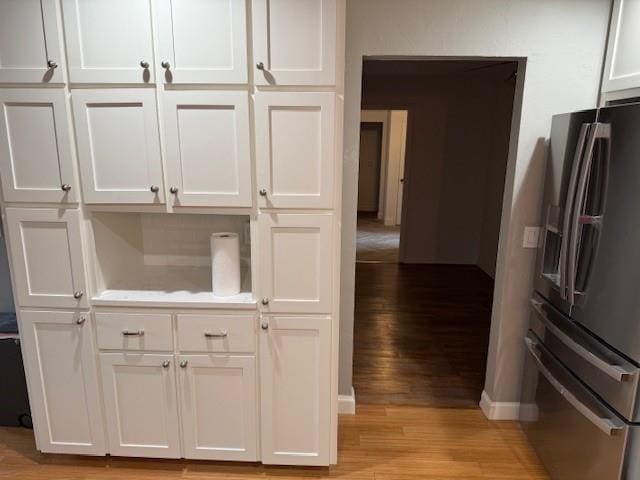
(0, 0, 345, 467)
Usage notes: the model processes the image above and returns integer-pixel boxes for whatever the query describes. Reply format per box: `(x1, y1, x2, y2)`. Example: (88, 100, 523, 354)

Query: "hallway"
(353, 263, 493, 407)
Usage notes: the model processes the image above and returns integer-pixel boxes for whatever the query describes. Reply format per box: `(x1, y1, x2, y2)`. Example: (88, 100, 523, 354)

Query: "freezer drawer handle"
(530, 299, 634, 382)
(525, 336, 625, 436)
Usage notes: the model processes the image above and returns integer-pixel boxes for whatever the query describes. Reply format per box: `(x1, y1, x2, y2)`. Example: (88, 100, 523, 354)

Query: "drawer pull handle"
(122, 329, 145, 336)
(180, 360, 188, 368)
(76, 316, 86, 326)
(204, 330, 228, 338)
(162, 360, 170, 368)
(73, 291, 84, 299)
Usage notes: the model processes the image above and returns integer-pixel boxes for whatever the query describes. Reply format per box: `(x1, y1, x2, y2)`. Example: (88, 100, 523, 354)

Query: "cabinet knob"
(180, 360, 188, 368)
(256, 62, 265, 70)
(140, 60, 149, 69)
(261, 298, 269, 306)
(76, 316, 86, 325)
(47, 60, 58, 69)
(261, 322, 269, 330)
(170, 186, 179, 194)
(61, 183, 72, 192)
(162, 360, 170, 368)
(161, 61, 171, 69)
(73, 291, 84, 299)
(150, 185, 160, 193)
(259, 189, 267, 197)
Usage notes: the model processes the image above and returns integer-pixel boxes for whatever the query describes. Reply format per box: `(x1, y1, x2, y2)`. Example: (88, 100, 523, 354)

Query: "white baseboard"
(479, 390, 520, 420)
(338, 387, 356, 415)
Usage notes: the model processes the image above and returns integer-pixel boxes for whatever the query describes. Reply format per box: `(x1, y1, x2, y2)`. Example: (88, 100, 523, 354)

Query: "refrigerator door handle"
(530, 298, 634, 382)
(524, 336, 625, 436)
(559, 123, 590, 300)
(566, 123, 611, 304)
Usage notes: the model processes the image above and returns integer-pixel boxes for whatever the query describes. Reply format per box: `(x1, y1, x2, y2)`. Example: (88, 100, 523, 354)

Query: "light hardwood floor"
(0, 406, 547, 479)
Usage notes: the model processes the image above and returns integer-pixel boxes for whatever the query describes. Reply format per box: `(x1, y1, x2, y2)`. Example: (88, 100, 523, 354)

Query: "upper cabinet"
(252, 0, 336, 86)
(72, 89, 164, 204)
(154, 0, 248, 84)
(62, 0, 155, 84)
(0, 89, 78, 203)
(0, 0, 64, 83)
(163, 91, 252, 207)
(255, 92, 335, 209)
(602, 0, 640, 94)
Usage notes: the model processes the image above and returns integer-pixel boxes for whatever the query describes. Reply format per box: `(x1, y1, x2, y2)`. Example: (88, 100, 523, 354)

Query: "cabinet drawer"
(95, 313, 173, 351)
(177, 314, 255, 353)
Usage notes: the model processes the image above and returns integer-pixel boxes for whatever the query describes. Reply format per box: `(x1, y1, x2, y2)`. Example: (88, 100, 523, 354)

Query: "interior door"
(259, 315, 331, 466)
(5, 208, 88, 308)
(100, 353, 181, 458)
(19, 310, 106, 455)
(252, 0, 336, 86)
(72, 89, 164, 204)
(0, 0, 64, 83)
(163, 91, 251, 207)
(259, 213, 333, 314)
(254, 92, 335, 209)
(62, 0, 154, 83)
(178, 354, 257, 461)
(357, 123, 382, 213)
(154, 0, 248, 84)
(0, 89, 78, 203)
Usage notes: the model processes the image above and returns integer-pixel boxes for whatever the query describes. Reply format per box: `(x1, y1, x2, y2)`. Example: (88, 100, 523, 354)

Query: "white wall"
(339, 0, 610, 404)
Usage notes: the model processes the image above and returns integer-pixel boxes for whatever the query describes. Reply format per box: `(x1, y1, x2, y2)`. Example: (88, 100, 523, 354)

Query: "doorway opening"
(354, 58, 519, 407)
(357, 110, 407, 263)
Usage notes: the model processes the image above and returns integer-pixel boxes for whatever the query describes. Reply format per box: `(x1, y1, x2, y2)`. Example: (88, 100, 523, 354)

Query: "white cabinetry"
(163, 91, 251, 207)
(5, 208, 88, 308)
(259, 315, 331, 465)
(0, 0, 63, 83)
(19, 310, 105, 455)
(252, 0, 336, 85)
(154, 0, 248, 84)
(72, 89, 164, 204)
(0, 89, 78, 203)
(602, 0, 640, 98)
(254, 92, 335, 209)
(62, 0, 155, 84)
(178, 354, 257, 461)
(99, 353, 181, 458)
(259, 214, 332, 314)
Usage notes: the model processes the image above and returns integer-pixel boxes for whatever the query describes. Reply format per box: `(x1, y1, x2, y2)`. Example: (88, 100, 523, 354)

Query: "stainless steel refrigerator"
(521, 102, 640, 480)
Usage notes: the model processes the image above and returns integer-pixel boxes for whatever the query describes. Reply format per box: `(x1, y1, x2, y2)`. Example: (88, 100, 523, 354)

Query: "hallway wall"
(339, 0, 610, 408)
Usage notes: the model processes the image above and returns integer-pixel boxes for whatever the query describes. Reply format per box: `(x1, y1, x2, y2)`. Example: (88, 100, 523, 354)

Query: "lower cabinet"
(19, 310, 106, 455)
(99, 353, 181, 458)
(178, 354, 257, 461)
(259, 315, 331, 466)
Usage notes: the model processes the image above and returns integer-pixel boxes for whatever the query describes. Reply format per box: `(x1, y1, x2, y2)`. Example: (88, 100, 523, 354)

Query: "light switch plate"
(523, 226, 541, 248)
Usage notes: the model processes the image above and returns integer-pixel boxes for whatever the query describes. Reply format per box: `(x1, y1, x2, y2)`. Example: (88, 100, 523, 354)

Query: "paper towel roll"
(210, 232, 241, 297)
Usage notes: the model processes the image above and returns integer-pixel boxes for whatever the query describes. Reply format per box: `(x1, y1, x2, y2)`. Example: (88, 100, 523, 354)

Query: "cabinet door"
(20, 310, 105, 454)
(100, 353, 180, 458)
(164, 91, 251, 207)
(154, 0, 248, 84)
(259, 315, 331, 465)
(178, 355, 257, 461)
(6, 208, 88, 308)
(72, 89, 164, 204)
(252, 0, 336, 86)
(602, 0, 640, 93)
(62, 0, 154, 83)
(255, 92, 335, 209)
(259, 214, 332, 313)
(0, 0, 64, 83)
(0, 89, 78, 203)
